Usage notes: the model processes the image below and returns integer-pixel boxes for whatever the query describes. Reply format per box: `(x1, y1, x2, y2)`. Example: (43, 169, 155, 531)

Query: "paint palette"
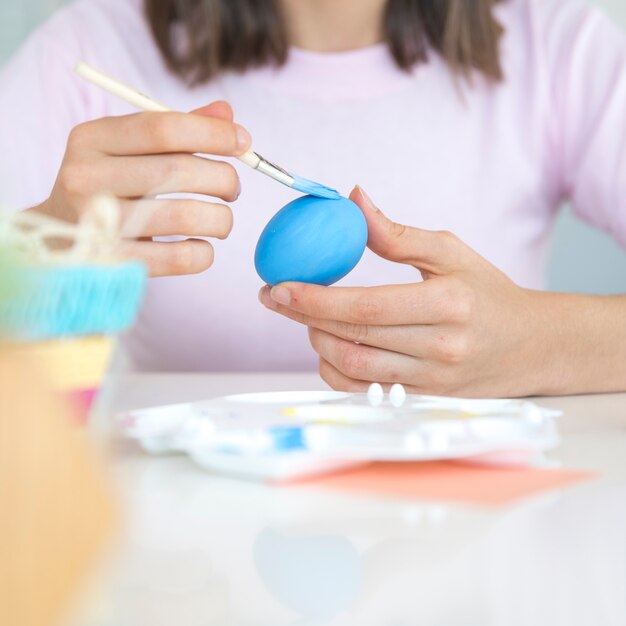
(255, 195, 368, 286)
(118, 389, 561, 482)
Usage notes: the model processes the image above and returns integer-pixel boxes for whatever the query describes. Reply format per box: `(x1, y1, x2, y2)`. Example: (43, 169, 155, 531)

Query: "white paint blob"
(367, 383, 384, 406)
(389, 384, 407, 407)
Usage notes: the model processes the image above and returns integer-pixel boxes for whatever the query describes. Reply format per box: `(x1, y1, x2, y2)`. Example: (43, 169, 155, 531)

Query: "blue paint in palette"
(213, 426, 306, 455)
(255, 195, 368, 286)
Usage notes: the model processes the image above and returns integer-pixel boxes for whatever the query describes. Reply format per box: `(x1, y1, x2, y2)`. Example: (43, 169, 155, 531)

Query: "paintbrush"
(75, 62, 340, 200)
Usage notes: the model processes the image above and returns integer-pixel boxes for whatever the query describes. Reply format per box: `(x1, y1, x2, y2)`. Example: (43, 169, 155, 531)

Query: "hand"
(259, 186, 560, 397)
(34, 101, 251, 277)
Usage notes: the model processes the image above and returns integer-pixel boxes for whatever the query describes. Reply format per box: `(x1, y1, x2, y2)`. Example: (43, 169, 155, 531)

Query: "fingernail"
(236, 126, 251, 152)
(357, 185, 379, 212)
(270, 286, 291, 306)
(258, 286, 274, 307)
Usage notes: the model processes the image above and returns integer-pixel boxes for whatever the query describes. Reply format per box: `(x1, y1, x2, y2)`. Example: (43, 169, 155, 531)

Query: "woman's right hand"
(33, 100, 251, 276)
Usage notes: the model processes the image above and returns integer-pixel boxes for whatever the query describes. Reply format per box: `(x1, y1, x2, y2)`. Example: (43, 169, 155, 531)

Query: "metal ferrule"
(254, 153, 295, 187)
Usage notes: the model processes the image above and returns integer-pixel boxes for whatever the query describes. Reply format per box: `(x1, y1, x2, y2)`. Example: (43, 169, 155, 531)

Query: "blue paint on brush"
(292, 176, 341, 200)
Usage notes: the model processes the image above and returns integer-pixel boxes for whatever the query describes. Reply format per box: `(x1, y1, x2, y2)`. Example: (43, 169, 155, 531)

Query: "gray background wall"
(1, 0, 625, 294)
(549, 0, 626, 294)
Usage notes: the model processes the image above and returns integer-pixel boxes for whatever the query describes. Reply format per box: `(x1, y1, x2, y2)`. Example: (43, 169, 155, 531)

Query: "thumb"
(349, 185, 470, 276)
(191, 100, 234, 121)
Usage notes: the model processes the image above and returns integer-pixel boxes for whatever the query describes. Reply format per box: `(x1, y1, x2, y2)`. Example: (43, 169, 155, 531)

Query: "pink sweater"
(0, 0, 625, 371)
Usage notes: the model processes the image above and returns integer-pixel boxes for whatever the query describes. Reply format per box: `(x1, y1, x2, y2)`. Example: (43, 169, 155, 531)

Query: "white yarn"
(0, 196, 121, 265)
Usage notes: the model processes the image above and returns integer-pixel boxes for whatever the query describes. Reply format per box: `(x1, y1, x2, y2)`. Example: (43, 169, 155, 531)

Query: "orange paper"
(301, 461, 594, 506)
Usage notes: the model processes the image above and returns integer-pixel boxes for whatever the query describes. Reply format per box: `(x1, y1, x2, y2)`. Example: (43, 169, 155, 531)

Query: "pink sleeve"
(543, 0, 626, 247)
(0, 13, 92, 210)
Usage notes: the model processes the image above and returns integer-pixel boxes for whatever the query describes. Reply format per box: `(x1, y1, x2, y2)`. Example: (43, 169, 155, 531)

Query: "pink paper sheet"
(301, 461, 594, 506)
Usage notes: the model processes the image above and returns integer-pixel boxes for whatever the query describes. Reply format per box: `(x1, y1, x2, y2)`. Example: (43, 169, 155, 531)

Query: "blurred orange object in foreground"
(8, 336, 116, 423)
(0, 346, 117, 626)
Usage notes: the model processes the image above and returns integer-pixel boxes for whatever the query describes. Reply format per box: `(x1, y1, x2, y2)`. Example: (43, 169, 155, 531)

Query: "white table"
(85, 374, 626, 626)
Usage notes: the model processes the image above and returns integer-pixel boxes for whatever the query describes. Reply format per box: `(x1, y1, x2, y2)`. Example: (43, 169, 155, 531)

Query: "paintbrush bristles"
(292, 176, 341, 200)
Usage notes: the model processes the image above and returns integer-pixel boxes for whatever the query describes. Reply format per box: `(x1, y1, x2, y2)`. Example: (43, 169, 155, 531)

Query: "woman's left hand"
(259, 186, 559, 397)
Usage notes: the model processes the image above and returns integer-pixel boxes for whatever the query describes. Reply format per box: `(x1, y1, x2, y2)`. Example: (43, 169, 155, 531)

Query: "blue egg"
(255, 195, 368, 286)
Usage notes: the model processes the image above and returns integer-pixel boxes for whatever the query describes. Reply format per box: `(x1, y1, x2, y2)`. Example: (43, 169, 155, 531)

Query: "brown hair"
(145, 0, 504, 85)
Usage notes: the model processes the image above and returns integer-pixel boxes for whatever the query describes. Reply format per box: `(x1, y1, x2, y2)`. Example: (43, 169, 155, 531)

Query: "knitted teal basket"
(0, 262, 146, 342)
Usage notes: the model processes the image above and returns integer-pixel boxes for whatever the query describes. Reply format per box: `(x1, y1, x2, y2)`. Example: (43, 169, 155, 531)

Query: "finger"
(266, 280, 450, 326)
(119, 198, 233, 239)
(261, 288, 470, 364)
(308, 328, 422, 385)
(318, 358, 370, 393)
(318, 359, 427, 394)
(82, 154, 240, 201)
(259, 285, 428, 355)
(72, 111, 251, 157)
(349, 185, 475, 275)
(119, 238, 214, 277)
(191, 101, 234, 122)
(321, 356, 455, 397)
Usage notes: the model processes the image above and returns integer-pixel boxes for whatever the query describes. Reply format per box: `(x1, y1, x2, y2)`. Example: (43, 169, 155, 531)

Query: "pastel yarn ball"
(255, 195, 368, 286)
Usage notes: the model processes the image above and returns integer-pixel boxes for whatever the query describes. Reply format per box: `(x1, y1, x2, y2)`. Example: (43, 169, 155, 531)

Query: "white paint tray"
(118, 390, 561, 481)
